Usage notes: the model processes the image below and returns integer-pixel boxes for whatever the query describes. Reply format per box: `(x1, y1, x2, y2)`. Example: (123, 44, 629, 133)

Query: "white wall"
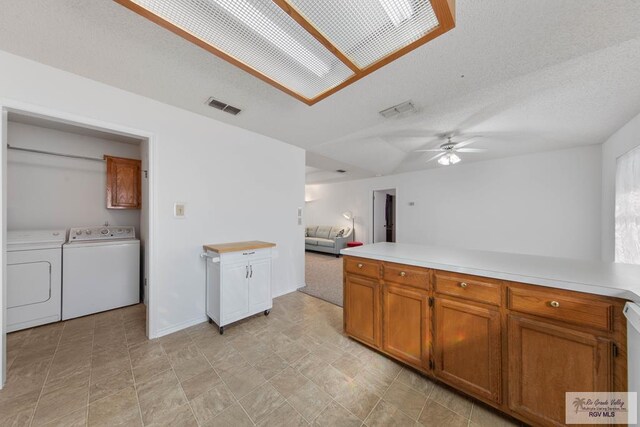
(7, 121, 141, 232)
(306, 145, 603, 260)
(0, 50, 305, 347)
(601, 111, 640, 262)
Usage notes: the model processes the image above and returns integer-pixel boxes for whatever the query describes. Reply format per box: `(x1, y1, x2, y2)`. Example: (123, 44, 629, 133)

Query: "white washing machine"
(7, 229, 66, 332)
(63, 225, 140, 320)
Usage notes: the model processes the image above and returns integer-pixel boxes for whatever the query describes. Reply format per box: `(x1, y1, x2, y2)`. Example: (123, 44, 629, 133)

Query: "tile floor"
(1, 292, 522, 426)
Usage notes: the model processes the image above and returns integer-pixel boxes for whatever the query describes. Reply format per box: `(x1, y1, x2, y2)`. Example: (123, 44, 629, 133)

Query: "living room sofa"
(305, 225, 352, 256)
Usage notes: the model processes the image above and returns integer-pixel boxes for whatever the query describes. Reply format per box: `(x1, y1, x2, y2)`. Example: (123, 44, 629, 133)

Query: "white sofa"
(305, 225, 352, 256)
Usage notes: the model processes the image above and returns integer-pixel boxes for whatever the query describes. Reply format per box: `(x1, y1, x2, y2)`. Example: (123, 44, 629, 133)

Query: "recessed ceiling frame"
(114, 0, 456, 105)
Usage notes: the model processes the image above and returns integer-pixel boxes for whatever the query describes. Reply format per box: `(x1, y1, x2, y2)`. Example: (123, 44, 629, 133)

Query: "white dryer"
(7, 229, 66, 332)
(63, 226, 140, 320)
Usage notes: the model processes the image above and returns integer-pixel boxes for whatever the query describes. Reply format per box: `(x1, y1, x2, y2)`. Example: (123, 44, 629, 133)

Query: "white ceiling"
(1, 1, 640, 183)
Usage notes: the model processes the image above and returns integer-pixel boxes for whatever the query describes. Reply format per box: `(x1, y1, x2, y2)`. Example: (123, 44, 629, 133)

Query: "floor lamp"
(342, 211, 355, 242)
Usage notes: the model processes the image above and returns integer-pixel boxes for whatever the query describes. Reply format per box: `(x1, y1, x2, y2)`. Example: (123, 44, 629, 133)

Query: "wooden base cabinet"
(382, 283, 429, 369)
(434, 298, 502, 404)
(342, 256, 627, 427)
(344, 274, 381, 348)
(508, 315, 613, 427)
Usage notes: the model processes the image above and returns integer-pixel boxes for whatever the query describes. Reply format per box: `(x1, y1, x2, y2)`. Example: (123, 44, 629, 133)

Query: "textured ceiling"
(1, 1, 640, 183)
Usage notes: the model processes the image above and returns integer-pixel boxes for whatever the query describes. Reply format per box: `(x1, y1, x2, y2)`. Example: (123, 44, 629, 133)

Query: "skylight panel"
(287, 0, 440, 68)
(130, 0, 354, 99)
(116, 0, 455, 104)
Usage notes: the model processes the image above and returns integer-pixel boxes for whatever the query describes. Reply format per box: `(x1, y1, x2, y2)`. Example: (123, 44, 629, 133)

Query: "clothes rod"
(7, 144, 105, 162)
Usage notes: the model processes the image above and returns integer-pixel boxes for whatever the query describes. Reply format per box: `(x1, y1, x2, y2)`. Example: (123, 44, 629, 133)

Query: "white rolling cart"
(202, 241, 275, 334)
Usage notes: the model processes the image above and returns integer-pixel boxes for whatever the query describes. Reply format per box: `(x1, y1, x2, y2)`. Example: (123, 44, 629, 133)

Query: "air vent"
(335, 169, 347, 173)
(379, 100, 416, 118)
(206, 97, 242, 115)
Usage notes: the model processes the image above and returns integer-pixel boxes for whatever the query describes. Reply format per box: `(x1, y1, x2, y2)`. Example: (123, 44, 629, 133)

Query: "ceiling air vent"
(379, 100, 416, 118)
(206, 97, 242, 115)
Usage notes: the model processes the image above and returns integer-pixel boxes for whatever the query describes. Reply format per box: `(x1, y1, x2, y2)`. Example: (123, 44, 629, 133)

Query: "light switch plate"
(174, 203, 186, 218)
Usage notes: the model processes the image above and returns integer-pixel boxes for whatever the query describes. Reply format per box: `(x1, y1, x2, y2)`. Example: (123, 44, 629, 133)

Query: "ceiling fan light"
(437, 154, 451, 166)
(379, 0, 414, 26)
(450, 153, 461, 164)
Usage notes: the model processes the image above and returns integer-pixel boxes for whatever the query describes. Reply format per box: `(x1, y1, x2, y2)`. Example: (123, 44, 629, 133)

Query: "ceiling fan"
(415, 136, 487, 166)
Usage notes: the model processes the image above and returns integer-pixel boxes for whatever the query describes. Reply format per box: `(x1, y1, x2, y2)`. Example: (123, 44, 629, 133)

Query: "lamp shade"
(342, 211, 353, 220)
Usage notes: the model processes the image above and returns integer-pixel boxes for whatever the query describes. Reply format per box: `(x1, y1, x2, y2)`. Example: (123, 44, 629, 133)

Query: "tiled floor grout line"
(192, 331, 259, 426)
(84, 318, 97, 427)
(361, 365, 404, 426)
(161, 334, 204, 427)
(6, 329, 31, 372)
(126, 317, 147, 427)
(27, 323, 66, 427)
(468, 402, 476, 427)
(292, 353, 365, 424)
(308, 399, 333, 425)
(414, 369, 437, 423)
(6, 295, 516, 427)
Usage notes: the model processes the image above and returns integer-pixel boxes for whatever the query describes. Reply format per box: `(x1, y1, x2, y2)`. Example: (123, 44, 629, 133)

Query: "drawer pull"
(460, 282, 468, 289)
(400, 271, 406, 277)
(549, 300, 560, 308)
(357, 263, 363, 269)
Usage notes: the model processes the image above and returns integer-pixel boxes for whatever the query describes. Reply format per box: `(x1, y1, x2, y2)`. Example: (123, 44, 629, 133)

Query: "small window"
(615, 145, 640, 264)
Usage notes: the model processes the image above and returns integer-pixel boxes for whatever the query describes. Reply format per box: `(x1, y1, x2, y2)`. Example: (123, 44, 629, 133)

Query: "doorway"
(373, 189, 396, 243)
(0, 104, 155, 388)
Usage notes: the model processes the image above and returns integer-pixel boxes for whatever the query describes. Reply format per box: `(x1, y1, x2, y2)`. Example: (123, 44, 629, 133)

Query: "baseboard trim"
(153, 285, 305, 338)
(155, 315, 207, 338)
(272, 286, 304, 299)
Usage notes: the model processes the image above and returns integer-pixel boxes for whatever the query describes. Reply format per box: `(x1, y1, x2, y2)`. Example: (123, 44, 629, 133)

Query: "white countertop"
(341, 243, 640, 303)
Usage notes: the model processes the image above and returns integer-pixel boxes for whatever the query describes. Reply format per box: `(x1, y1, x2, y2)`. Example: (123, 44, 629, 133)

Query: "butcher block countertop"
(203, 241, 276, 254)
(341, 242, 640, 303)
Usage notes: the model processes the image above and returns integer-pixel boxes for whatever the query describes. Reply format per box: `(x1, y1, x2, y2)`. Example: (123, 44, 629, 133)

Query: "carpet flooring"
(300, 251, 343, 307)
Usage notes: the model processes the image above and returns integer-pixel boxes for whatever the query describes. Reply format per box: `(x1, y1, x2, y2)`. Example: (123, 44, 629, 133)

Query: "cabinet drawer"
(507, 287, 613, 331)
(344, 257, 380, 279)
(383, 262, 429, 290)
(434, 272, 501, 306)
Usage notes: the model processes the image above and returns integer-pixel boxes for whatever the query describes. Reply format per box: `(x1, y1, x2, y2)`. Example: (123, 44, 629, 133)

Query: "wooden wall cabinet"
(105, 155, 141, 209)
(342, 255, 627, 427)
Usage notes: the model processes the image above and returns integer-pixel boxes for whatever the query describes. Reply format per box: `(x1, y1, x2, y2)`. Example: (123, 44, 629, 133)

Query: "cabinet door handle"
(250, 265, 253, 278)
(357, 263, 363, 268)
(460, 282, 468, 289)
(246, 265, 249, 278)
(549, 300, 560, 308)
(399, 271, 406, 277)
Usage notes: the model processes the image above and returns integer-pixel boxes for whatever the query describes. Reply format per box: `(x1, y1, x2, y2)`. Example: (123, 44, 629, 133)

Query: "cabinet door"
(508, 315, 612, 426)
(221, 261, 249, 323)
(344, 274, 381, 348)
(434, 298, 502, 403)
(248, 258, 271, 310)
(382, 283, 429, 369)
(105, 155, 141, 209)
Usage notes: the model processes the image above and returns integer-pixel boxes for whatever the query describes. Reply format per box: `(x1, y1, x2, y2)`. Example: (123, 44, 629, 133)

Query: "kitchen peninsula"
(341, 242, 639, 426)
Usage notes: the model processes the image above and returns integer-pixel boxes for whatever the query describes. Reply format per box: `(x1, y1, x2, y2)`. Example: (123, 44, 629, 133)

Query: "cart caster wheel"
(219, 326, 224, 335)
(208, 317, 213, 324)
(264, 310, 270, 316)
